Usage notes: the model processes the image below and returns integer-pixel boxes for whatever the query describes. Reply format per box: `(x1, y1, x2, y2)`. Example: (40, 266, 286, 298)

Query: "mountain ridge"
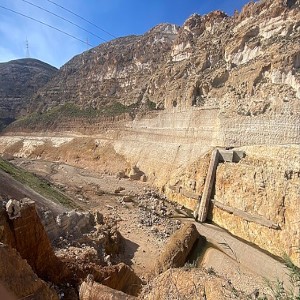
(0, 58, 57, 130)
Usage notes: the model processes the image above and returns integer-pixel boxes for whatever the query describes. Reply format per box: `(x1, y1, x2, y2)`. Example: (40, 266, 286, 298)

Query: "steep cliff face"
(22, 0, 300, 123)
(30, 24, 178, 113)
(213, 145, 300, 265)
(150, 0, 300, 114)
(0, 58, 57, 129)
(0, 199, 70, 284)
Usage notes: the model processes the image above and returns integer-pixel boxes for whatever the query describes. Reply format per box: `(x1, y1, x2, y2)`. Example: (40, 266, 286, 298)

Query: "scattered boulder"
(116, 171, 128, 179)
(128, 166, 144, 181)
(94, 211, 104, 225)
(141, 174, 147, 182)
(153, 223, 199, 275)
(114, 186, 125, 194)
(122, 195, 134, 203)
(42, 209, 96, 242)
(5, 199, 21, 219)
(56, 210, 95, 235)
(1, 153, 15, 160)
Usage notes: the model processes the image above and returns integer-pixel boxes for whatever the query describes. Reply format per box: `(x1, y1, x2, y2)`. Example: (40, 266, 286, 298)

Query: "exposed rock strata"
(0, 0, 299, 273)
(19, 0, 300, 123)
(0, 198, 70, 283)
(213, 145, 300, 265)
(0, 135, 299, 267)
(28, 24, 178, 113)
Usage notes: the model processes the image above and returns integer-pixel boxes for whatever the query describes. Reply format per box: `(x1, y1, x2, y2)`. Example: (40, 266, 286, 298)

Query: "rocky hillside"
(0, 58, 57, 130)
(19, 0, 300, 129)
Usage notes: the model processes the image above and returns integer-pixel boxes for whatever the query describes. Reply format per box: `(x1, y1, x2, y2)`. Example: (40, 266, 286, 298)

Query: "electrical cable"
(0, 4, 95, 47)
(45, 0, 117, 38)
(20, 0, 107, 42)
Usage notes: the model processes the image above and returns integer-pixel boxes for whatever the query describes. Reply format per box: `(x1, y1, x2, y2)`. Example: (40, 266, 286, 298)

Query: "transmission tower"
(25, 38, 30, 58)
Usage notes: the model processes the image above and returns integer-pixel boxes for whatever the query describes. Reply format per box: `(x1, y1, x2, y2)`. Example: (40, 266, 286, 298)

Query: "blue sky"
(0, 0, 253, 68)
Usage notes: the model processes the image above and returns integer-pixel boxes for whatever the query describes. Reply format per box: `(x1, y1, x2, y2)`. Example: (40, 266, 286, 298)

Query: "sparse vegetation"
(261, 254, 300, 300)
(0, 157, 77, 208)
(10, 100, 157, 130)
(183, 260, 198, 270)
(0, 117, 15, 132)
(146, 99, 157, 110)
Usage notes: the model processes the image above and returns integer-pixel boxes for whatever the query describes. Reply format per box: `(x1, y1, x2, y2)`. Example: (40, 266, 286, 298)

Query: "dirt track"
(0, 169, 67, 215)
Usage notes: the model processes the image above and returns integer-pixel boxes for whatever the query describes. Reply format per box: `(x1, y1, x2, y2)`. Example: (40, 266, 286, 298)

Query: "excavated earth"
(0, 158, 276, 299)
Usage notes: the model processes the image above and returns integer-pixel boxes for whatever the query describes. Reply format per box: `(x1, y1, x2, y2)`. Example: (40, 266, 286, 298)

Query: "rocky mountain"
(0, 58, 57, 129)
(22, 0, 300, 125)
(27, 24, 179, 114)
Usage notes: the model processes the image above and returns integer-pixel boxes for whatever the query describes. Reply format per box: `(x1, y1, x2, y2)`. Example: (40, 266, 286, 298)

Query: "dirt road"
(0, 169, 67, 215)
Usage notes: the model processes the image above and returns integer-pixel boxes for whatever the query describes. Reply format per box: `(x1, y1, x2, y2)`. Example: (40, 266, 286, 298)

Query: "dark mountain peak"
(0, 58, 57, 72)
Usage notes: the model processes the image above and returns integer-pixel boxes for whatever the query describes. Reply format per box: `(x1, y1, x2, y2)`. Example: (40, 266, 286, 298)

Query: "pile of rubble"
(117, 189, 183, 241)
(40, 208, 123, 269)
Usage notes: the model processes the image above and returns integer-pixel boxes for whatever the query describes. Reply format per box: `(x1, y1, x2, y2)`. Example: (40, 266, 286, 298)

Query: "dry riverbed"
(11, 158, 186, 278)
(7, 158, 274, 297)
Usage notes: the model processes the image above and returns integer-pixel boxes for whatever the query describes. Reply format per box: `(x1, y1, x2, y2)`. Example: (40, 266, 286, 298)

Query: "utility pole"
(25, 38, 30, 58)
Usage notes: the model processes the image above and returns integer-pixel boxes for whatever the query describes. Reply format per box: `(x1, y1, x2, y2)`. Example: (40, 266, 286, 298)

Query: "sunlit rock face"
(30, 24, 179, 112)
(0, 199, 70, 284)
(25, 0, 299, 117)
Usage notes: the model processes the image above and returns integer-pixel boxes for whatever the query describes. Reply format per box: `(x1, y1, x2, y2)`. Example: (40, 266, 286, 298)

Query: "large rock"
(99, 263, 142, 296)
(128, 166, 145, 181)
(154, 223, 199, 275)
(42, 209, 96, 242)
(5, 199, 21, 219)
(57, 252, 142, 297)
(0, 205, 16, 247)
(0, 198, 71, 284)
(141, 268, 243, 299)
(0, 243, 59, 300)
(79, 280, 136, 300)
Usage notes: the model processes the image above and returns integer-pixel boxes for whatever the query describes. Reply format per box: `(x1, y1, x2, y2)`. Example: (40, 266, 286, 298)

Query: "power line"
(0, 4, 94, 47)
(20, 0, 107, 42)
(46, 0, 117, 39)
